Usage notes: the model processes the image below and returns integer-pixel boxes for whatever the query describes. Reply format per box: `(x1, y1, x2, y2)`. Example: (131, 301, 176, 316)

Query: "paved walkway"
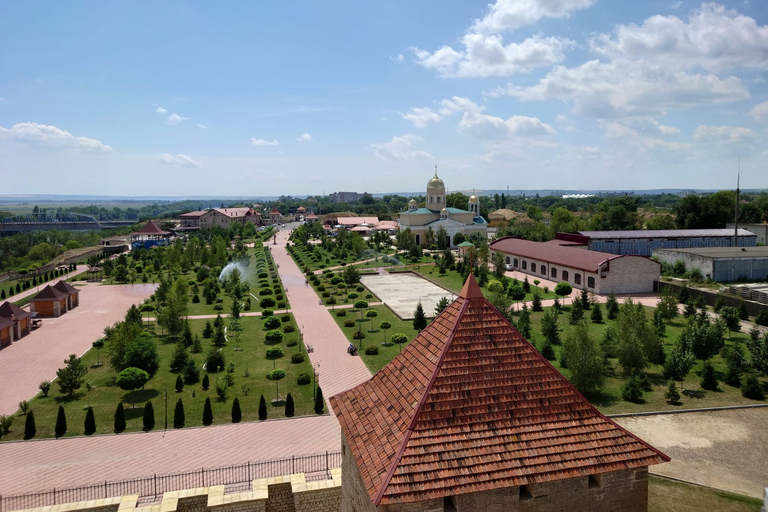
(0, 227, 373, 496)
(0, 282, 157, 416)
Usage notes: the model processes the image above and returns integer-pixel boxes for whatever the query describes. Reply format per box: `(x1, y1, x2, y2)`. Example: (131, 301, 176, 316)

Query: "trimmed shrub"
(84, 406, 96, 435)
(175, 374, 184, 392)
(285, 393, 295, 418)
(314, 387, 324, 414)
(265, 330, 284, 345)
(621, 376, 644, 402)
(262, 309, 274, 317)
(24, 410, 36, 440)
(231, 397, 242, 423)
(202, 397, 213, 425)
(277, 301, 286, 308)
(335, 310, 347, 317)
(344, 319, 355, 328)
(263, 316, 281, 330)
(281, 314, 291, 322)
(365, 346, 379, 355)
(202, 373, 210, 390)
(297, 373, 311, 385)
(55, 405, 67, 438)
(283, 324, 295, 333)
(143, 401, 155, 431)
(286, 340, 298, 347)
(173, 399, 185, 428)
(353, 331, 365, 340)
(266, 346, 284, 359)
(260, 297, 276, 308)
(258, 395, 267, 420)
(291, 353, 305, 364)
(114, 403, 126, 433)
(741, 373, 765, 400)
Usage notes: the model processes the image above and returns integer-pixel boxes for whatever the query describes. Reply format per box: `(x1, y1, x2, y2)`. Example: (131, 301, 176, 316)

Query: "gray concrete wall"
(727, 223, 768, 245)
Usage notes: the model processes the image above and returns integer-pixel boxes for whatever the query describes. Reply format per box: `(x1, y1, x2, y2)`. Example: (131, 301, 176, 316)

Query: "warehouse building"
(555, 229, 757, 256)
(726, 223, 768, 245)
(653, 246, 768, 282)
(490, 237, 660, 294)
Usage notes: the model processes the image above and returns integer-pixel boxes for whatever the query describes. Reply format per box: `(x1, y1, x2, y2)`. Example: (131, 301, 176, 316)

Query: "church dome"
(440, 207, 449, 217)
(469, 195, 479, 203)
(408, 198, 417, 206)
(427, 174, 445, 189)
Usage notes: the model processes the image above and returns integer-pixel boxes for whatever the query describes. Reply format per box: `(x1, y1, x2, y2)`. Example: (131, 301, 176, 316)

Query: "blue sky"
(1, 0, 766, 196)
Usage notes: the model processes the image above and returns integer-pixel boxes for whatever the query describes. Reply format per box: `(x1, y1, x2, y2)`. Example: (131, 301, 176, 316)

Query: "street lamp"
(164, 389, 168, 432)
(313, 363, 320, 400)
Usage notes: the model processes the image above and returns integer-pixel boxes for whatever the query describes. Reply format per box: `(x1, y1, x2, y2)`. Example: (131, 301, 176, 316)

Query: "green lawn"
(648, 476, 762, 512)
(307, 272, 380, 307)
(2, 314, 317, 441)
(329, 304, 421, 374)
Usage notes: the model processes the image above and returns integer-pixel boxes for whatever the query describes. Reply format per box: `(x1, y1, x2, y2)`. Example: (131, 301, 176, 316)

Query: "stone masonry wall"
(340, 436, 378, 512)
(599, 256, 660, 295)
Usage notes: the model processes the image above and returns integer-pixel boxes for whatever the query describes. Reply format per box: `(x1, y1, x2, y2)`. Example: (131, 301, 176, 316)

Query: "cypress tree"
(231, 397, 242, 423)
(175, 374, 184, 393)
(114, 402, 126, 433)
(202, 397, 213, 425)
(84, 406, 96, 435)
(202, 373, 210, 390)
(24, 410, 36, 440)
(143, 401, 155, 431)
(314, 387, 325, 415)
(258, 394, 267, 420)
(285, 393, 294, 418)
(55, 405, 67, 438)
(173, 399, 185, 428)
(591, 303, 603, 324)
(0, 290, 5, 300)
(700, 361, 719, 391)
(412, 302, 427, 331)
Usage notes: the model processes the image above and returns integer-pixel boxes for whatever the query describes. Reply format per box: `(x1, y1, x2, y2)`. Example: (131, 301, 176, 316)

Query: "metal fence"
(0, 451, 341, 512)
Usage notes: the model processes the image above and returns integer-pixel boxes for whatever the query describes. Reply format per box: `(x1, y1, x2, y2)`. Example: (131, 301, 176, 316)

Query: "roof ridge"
(372, 297, 469, 506)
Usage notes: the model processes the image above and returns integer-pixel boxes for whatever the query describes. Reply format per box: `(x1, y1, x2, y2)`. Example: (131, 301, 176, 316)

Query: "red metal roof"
(31, 284, 68, 301)
(330, 273, 668, 506)
(180, 210, 208, 218)
(0, 301, 31, 321)
(131, 221, 170, 236)
(270, 208, 280, 215)
(490, 236, 623, 273)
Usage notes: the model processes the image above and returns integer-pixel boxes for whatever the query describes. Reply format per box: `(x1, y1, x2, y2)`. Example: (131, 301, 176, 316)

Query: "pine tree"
(412, 302, 427, 331)
(258, 394, 268, 420)
(202, 373, 210, 390)
(84, 406, 96, 435)
(114, 402, 126, 433)
(591, 303, 603, 324)
(606, 294, 619, 320)
(531, 292, 543, 312)
(665, 381, 681, 404)
(314, 387, 325, 414)
(202, 321, 213, 338)
(580, 288, 590, 310)
(522, 277, 531, 293)
(175, 374, 184, 393)
(24, 410, 36, 440)
(569, 300, 584, 325)
(539, 339, 556, 361)
(173, 399, 185, 428)
(285, 393, 295, 417)
(203, 397, 213, 425)
(170, 341, 189, 372)
(700, 361, 719, 391)
(55, 405, 67, 438)
(231, 397, 242, 423)
(143, 401, 155, 431)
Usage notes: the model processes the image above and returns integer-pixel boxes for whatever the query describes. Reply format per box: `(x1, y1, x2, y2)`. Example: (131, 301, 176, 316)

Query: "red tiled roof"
(53, 280, 78, 295)
(0, 301, 31, 321)
(490, 236, 624, 273)
(270, 208, 280, 215)
(330, 273, 668, 506)
(306, 213, 319, 220)
(31, 285, 68, 301)
(211, 208, 255, 219)
(131, 221, 170, 236)
(180, 210, 208, 218)
(336, 216, 379, 225)
(0, 316, 11, 331)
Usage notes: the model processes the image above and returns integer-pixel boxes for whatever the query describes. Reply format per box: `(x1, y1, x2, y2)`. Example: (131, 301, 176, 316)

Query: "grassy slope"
(648, 476, 762, 512)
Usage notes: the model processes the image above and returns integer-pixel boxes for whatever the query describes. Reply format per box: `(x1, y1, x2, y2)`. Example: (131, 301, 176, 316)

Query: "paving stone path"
(0, 228, 373, 495)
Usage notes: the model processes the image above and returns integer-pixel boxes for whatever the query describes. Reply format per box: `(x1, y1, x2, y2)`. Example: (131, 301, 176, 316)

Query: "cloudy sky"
(0, 1, 766, 196)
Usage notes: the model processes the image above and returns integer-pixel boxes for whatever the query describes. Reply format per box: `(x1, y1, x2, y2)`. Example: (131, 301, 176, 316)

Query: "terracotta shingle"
(330, 273, 668, 506)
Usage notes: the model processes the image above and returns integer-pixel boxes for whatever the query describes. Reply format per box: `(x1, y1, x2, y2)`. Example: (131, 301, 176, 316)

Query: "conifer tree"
(202, 373, 210, 390)
(114, 402, 126, 433)
(412, 302, 427, 331)
(55, 405, 67, 438)
(231, 397, 242, 423)
(24, 410, 36, 440)
(285, 393, 295, 417)
(84, 406, 96, 435)
(258, 394, 268, 420)
(173, 399, 185, 428)
(664, 381, 681, 404)
(591, 303, 603, 324)
(143, 401, 155, 431)
(700, 361, 719, 391)
(314, 387, 325, 414)
(202, 397, 213, 425)
(175, 374, 184, 393)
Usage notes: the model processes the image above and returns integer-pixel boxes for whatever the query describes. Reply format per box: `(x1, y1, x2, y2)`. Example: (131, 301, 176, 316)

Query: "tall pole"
(164, 390, 168, 432)
(734, 165, 740, 247)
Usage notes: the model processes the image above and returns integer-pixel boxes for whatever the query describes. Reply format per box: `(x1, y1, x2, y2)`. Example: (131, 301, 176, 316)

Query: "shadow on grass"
(583, 389, 620, 408)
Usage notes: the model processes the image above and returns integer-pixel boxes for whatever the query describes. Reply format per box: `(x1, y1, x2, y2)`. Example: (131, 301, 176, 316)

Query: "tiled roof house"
(330, 273, 668, 512)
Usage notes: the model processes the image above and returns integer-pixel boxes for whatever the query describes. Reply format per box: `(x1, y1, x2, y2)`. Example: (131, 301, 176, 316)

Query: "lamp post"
(164, 389, 168, 432)
(313, 363, 320, 400)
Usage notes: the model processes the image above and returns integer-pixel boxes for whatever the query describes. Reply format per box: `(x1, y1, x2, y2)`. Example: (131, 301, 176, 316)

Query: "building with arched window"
(398, 167, 487, 248)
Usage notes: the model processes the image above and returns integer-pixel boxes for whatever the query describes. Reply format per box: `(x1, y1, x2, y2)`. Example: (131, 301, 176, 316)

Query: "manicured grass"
(307, 272, 379, 307)
(648, 476, 762, 512)
(1, 314, 316, 441)
(518, 303, 767, 415)
(330, 304, 421, 374)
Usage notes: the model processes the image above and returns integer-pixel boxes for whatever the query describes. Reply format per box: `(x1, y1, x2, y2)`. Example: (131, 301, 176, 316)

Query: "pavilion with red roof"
(330, 273, 668, 512)
(0, 301, 31, 347)
(130, 220, 171, 249)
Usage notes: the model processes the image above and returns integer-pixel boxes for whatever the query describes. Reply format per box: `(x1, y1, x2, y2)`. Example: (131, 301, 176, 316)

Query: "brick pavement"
(0, 282, 157, 416)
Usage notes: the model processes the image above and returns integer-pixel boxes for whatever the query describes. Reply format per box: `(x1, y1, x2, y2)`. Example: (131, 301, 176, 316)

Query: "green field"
(648, 476, 762, 512)
(2, 314, 317, 441)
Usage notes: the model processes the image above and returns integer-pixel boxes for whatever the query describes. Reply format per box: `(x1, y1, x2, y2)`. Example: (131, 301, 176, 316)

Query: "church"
(398, 167, 487, 248)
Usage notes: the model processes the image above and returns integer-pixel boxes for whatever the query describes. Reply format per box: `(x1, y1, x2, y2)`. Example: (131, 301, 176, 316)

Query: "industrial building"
(490, 237, 661, 294)
(555, 229, 757, 256)
(653, 246, 768, 282)
(727, 223, 768, 245)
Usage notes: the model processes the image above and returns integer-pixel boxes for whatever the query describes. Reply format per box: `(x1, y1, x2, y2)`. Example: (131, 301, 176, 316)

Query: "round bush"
(213, 304, 224, 311)
(356, 285, 364, 292)
(291, 353, 305, 364)
(353, 331, 365, 340)
(263, 316, 281, 330)
(348, 293, 359, 300)
(297, 373, 311, 385)
(258, 288, 273, 296)
(326, 297, 336, 305)
(322, 291, 331, 298)
(283, 324, 296, 333)
(277, 301, 286, 308)
(344, 319, 355, 328)
(266, 346, 284, 359)
(262, 309, 274, 317)
(265, 330, 284, 345)
(257, 271, 268, 279)
(335, 310, 347, 317)
(260, 297, 276, 308)
(365, 294, 373, 299)
(275, 294, 284, 301)
(286, 340, 298, 347)
(267, 369, 286, 380)
(365, 346, 379, 355)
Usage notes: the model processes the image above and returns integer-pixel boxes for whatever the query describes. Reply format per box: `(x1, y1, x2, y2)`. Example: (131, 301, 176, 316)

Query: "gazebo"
(54, 280, 80, 310)
(0, 316, 12, 349)
(0, 301, 31, 342)
(457, 240, 475, 257)
(130, 221, 171, 250)
(87, 266, 103, 282)
(29, 285, 69, 318)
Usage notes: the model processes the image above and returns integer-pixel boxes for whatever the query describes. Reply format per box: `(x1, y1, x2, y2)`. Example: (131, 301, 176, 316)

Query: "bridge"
(0, 212, 138, 232)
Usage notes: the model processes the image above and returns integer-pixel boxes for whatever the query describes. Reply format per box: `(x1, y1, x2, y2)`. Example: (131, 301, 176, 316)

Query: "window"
(415, 234, 420, 246)
(531, 263, 536, 273)
(588, 276, 595, 288)
(541, 266, 547, 275)
(430, 196, 433, 203)
(522, 261, 527, 270)
(551, 267, 557, 278)
(506, 256, 510, 264)
(443, 496, 457, 512)
(574, 273, 581, 285)
(588, 474, 601, 489)
(513, 258, 518, 267)
(519, 484, 533, 501)
(445, 235, 450, 247)
(562, 270, 569, 281)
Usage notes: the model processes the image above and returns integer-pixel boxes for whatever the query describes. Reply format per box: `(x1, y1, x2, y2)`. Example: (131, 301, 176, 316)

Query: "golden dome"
(469, 195, 479, 203)
(440, 207, 449, 216)
(427, 176, 445, 189)
(408, 198, 417, 205)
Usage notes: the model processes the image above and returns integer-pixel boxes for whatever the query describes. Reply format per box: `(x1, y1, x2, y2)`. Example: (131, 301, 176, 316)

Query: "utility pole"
(734, 161, 740, 247)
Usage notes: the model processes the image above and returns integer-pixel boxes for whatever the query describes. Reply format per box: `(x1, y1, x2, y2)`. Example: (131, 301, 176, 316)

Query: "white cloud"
(601, 119, 691, 151)
(159, 153, 204, 168)
(459, 111, 556, 139)
(693, 124, 756, 144)
(750, 101, 768, 122)
(371, 134, 433, 160)
(500, 59, 749, 119)
(389, 54, 404, 62)
(156, 106, 168, 114)
(0, 122, 112, 152)
(412, 34, 572, 78)
(166, 113, 189, 125)
(197, 123, 206, 130)
(401, 96, 483, 127)
(590, 4, 768, 74)
(471, 0, 596, 33)
(251, 138, 279, 146)
(297, 133, 313, 142)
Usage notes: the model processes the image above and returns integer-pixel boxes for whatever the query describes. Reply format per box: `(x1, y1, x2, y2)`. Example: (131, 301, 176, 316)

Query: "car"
(505, 263, 514, 271)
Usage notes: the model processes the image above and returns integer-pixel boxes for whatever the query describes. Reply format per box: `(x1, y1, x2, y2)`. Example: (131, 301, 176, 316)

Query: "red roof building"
(130, 221, 171, 249)
(29, 285, 69, 318)
(0, 301, 31, 344)
(330, 274, 668, 511)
